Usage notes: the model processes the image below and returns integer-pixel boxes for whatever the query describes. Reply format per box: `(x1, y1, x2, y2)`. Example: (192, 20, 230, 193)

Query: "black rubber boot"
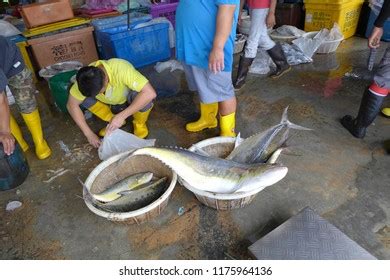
(267, 43, 291, 79)
(233, 56, 254, 90)
(341, 88, 386, 138)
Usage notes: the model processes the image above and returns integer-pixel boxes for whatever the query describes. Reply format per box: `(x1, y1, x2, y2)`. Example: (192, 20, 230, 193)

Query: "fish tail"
(280, 106, 312, 131)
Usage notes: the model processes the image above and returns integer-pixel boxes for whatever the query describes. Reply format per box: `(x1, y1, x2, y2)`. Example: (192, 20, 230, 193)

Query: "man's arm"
(106, 82, 157, 134)
(266, 0, 277, 28)
(66, 95, 101, 148)
(0, 91, 15, 155)
(369, 0, 390, 48)
(238, 0, 246, 25)
(209, 4, 237, 74)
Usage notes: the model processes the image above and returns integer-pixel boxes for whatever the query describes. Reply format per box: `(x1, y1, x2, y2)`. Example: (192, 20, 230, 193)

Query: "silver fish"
(96, 177, 168, 212)
(226, 107, 311, 164)
(132, 147, 288, 194)
(92, 172, 153, 202)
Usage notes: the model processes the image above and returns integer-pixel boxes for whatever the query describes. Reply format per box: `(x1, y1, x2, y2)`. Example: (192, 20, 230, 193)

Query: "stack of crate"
(19, 0, 98, 70)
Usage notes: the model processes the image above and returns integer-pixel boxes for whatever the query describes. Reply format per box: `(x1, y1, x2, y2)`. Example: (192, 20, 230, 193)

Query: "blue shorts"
(183, 63, 235, 104)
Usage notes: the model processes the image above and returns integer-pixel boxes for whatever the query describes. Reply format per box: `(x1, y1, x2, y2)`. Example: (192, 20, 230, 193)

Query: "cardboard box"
(27, 26, 98, 69)
(20, 0, 74, 29)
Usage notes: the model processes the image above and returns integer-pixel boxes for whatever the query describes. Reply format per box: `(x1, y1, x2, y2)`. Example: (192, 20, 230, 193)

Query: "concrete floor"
(0, 37, 389, 260)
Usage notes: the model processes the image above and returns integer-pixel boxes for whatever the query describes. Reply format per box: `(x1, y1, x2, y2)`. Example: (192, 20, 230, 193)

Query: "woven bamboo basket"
(84, 150, 177, 225)
(178, 137, 262, 211)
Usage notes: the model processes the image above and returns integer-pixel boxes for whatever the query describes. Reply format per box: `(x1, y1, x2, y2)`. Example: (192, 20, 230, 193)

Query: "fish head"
(136, 172, 154, 184)
(235, 164, 288, 193)
(257, 165, 288, 187)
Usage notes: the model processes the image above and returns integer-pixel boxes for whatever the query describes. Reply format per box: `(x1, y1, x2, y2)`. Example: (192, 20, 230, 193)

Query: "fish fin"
(267, 148, 284, 164)
(78, 177, 102, 206)
(193, 147, 211, 157)
(234, 132, 244, 148)
(280, 106, 312, 131)
(118, 190, 134, 196)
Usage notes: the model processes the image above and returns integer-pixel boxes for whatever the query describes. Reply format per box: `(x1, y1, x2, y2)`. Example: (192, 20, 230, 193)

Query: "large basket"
(84, 151, 177, 225)
(178, 137, 263, 211)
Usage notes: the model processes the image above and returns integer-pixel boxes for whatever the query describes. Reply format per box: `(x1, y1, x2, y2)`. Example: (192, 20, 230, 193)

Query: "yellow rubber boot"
(10, 115, 29, 152)
(87, 102, 115, 137)
(382, 107, 390, 117)
(21, 109, 51, 160)
(186, 102, 218, 132)
(133, 107, 152, 139)
(220, 112, 236, 137)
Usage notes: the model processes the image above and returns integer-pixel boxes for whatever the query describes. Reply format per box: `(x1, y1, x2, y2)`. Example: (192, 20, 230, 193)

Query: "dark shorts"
(81, 91, 153, 113)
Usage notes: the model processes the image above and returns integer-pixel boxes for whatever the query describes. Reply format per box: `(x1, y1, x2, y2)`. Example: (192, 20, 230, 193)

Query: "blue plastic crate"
(92, 13, 152, 59)
(100, 22, 170, 68)
(365, 8, 390, 42)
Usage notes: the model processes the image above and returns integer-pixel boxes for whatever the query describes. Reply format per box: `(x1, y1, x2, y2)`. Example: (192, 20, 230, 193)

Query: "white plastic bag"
(249, 49, 273, 75)
(282, 43, 312, 65)
(0, 20, 21, 37)
(154, 60, 184, 73)
(134, 17, 175, 48)
(98, 129, 156, 161)
(273, 25, 306, 37)
(292, 29, 328, 58)
(327, 23, 343, 41)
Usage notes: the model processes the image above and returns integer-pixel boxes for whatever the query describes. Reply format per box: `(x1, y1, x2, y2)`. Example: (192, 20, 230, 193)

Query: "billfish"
(226, 107, 311, 164)
(92, 172, 153, 202)
(132, 147, 288, 194)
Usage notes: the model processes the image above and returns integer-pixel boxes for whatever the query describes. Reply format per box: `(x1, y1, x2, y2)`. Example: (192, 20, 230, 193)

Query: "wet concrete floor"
(0, 37, 389, 260)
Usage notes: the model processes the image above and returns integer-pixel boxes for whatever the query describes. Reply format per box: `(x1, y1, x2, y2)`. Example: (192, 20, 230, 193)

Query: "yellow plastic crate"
(23, 17, 91, 38)
(304, 0, 364, 39)
(304, 0, 363, 4)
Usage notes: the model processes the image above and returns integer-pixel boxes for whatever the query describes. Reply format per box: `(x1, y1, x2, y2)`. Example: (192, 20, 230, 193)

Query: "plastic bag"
(98, 129, 156, 161)
(86, 0, 123, 9)
(154, 60, 184, 73)
(327, 23, 343, 41)
(281, 43, 312, 65)
(134, 17, 175, 48)
(0, 20, 21, 37)
(248, 49, 273, 75)
(273, 25, 306, 37)
(292, 29, 328, 58)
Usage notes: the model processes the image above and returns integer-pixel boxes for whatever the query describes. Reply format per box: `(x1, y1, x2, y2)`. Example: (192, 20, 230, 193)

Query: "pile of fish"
(83, 107, 310, 213)
(83, 172, 169, 212)
(133, 107, 311, 195)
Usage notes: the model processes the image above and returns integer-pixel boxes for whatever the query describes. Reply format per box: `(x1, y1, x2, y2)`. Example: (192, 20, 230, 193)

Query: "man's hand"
(85, 131, 101, 148)
(106, 113, 126, 135)
(0, 132, 15, 155)
(266, 13, 276, 29)
(209, 47, 225, 74)
(369, 27, 383, 48)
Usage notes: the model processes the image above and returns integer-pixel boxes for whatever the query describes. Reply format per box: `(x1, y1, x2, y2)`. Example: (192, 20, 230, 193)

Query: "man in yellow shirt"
(67, 58, 156, 148)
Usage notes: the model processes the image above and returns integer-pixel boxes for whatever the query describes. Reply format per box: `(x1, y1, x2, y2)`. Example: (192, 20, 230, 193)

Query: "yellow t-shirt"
(69, 59, 149, 105)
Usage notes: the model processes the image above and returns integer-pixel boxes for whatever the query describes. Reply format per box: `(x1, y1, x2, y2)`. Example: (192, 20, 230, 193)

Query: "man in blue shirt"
(176, 0, 239, 137)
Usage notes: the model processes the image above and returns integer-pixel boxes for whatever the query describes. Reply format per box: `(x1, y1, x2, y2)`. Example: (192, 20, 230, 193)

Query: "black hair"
(76, 66, 105, 97)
